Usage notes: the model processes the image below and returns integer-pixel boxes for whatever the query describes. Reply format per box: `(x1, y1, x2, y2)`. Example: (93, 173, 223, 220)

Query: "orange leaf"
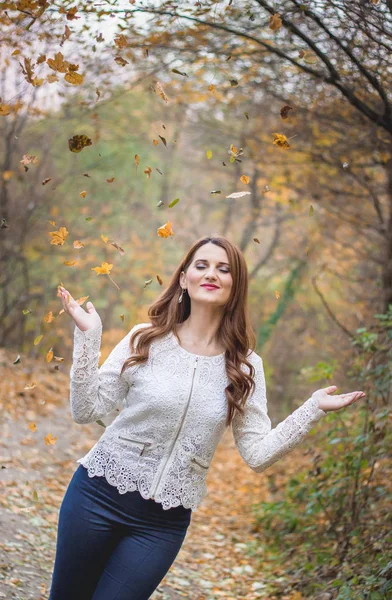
(46, 348, 54, 362)
(91, 261, 113, 275)
(49, 226, 69, 245)
(157, 221, 174, 238)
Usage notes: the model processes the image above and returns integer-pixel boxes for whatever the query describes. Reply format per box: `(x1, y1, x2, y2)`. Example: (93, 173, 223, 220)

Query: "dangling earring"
(178, 286, 186, 303)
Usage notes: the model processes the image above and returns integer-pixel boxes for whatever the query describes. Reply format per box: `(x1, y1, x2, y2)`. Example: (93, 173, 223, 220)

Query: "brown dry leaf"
(106, 177, 115, 183)
(155, 81, 169, 103)
(114, 56, 128, 67)
(46, 348, 54, 363)
(36, 54, 46, 64)
(157, 274, 163, 285)
(47, 52, 69, 73)
(280, 105, 293, 119)
(144, 166, 152, 178)
(42, 178, 52, 185)
(49, 226, 69, 245)
(73, 240, 85, 248)
(43, 311, 54, 323)
(240, 175, 250, 185)
(272, 133, 290, 149)
(269, 13, 282, 30)
(135, 154, 140, 167)
(68, 134, 92, 152)
(110, 241, 125, 255)
(253, 238, 260, 244)
(64, 71, 84, 85)
(157, 221, 174, 238)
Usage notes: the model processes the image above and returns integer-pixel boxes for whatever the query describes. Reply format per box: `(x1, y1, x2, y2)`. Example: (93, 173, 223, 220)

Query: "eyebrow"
(194, 259, 230, 266)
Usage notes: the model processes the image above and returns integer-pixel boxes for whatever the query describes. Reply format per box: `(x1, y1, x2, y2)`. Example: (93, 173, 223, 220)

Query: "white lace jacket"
(70, 320, 326, 511)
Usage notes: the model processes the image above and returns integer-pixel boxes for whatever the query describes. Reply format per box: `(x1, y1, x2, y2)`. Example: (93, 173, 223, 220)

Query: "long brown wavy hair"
(120, 235, 257, 428)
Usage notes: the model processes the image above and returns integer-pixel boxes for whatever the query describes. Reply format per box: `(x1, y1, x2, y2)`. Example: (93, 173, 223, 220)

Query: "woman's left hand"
(312, 385, 366, 413)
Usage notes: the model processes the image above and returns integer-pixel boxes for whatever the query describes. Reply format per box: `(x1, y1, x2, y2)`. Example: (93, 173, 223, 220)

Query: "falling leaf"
(230, 79, 239, 87)
(44, 433, 58, 445)
(269, 13, 282, 30)
(143, 278, 153, 288)
(210, 190, 221, 195)
(106, 177, 115, 183)
(157, 221, 174, 238)
(153, 139, 159, 146)
(157, 200, 164, 207)
(309, 205, 314, 216)
(24, 382, 37, 390)
(299, 49, 318, 64)
(158, 135, 167, 147)
(91, 261, 113, 275)
(155, 81, 169, 103)
(85, 217, 93, 221)
(79, 190, 87, 198)
(20, 154, 39, 169)
(272, 133, 290, 149)
(47, 52, 69, 73)
(22, 309, 32, 315)
(46, 348, 54, 362)
(101, 234, 108, 243)
(206, 149, 213, 159)
(63, 260, 78, 266)
(244, 111, 249, 119)
(49, 226, 69, 245)
(42, 178, 52, 185)
(280, 105, 293, 119)
(48, 220, 56, 225)
(172, 68, 188, 77)
(13, 355, 21, 364)
(114, 56, 129, 67)
(64, 70, 84, 85)
(68, 134, 92, 153)
(96, 88, 101, 98)
(34, 335, 43, 346)
(110, 241, 125, 255)
(240, 175, 250, 185)
(225, 191, 251, 199)
(135, 154, 140, 167)
(168, 198, 179, 208)
(1, 217, 9, 228)
(275, 290, 280, 299)
(157, 275, 163, 285)
(73, 240, 85, 248)
(262, 185, 271, 194)
(144, 166, 152, 178)
(33, 490, 39, 502)
(0, 104, 11, 116)
(43, 311, 54, 323)
(29, 423, 37, 432)
(253, 238, 260, 244)
(3, 170, 13, 181)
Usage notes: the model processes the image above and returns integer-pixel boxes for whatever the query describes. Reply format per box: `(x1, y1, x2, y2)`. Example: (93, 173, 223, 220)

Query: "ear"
(179, 271, 185, 288)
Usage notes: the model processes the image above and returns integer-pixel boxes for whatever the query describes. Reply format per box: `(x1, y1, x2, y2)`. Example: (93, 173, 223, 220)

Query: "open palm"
(58, 286, 102, 332)
(313, 385, 365, 413)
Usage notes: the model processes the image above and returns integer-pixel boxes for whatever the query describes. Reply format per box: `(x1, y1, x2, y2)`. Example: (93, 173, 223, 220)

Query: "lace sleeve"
(69, 320, 137, 425)
(231, 355, 327, 473)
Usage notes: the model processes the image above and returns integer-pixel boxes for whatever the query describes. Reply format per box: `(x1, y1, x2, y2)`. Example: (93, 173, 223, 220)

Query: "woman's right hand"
(58, 286, 102, 332)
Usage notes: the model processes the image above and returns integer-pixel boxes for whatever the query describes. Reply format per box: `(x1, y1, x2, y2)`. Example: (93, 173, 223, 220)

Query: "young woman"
(49, 235, 365, 600)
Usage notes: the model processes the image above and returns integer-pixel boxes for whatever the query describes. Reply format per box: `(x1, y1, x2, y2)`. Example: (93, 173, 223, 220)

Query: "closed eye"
(196, 265, 230, 273)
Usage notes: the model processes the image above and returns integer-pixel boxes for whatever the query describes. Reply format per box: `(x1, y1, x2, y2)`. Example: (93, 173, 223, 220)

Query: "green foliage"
(250, 306, 392, 598)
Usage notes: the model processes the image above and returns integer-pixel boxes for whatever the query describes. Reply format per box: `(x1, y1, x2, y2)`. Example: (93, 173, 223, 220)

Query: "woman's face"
(180, 243, 233, 308)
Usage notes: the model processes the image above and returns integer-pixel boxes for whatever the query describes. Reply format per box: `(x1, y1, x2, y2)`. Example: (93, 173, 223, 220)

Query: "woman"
(49, 235, 365, 600)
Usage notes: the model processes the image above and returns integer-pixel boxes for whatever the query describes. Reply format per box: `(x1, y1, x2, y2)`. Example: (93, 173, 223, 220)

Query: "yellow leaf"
(46, 348, 54, 362)
(49, 226, 69, 245)
(64, 71, 84, 85)
(47, 52, 69, 73)
(206, 149, 213, 159)
(0, 104, 11, 116)
(91, 261, 113, 275)
(73, 240, 85, 248)
(272, 133, 290, 149)
(34, 335, 43, 346)
(101, 234, 109, 243)
(63, 260, 78, 266)
(79, 190, 87, 198)
(43, 311, 54, 323)
(2, 170, 13, 181)
(157, 221, 174, 238)
(240, 175, 250, 185)
(275, 290, 280, 299)
(28, 423, 37, 432)
(44, 433, 58, 446)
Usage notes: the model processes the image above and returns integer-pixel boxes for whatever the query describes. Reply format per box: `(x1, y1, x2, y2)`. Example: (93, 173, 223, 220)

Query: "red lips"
(201, 284, 219, 289)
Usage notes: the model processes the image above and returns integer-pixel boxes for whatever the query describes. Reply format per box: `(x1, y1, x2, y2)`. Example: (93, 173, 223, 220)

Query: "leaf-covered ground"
(0, 346, 307, 600)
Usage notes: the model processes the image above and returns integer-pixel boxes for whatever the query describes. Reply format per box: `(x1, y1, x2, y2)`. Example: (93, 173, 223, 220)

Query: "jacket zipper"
(150, 356, 199, 500)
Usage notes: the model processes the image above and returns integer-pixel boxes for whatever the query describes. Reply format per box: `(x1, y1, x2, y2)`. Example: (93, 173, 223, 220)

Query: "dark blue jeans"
(48, 464, 192, 600)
